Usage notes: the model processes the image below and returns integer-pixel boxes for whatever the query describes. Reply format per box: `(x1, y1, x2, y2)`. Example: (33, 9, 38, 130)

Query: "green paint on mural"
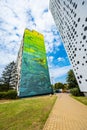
(19, 29, 53, 97)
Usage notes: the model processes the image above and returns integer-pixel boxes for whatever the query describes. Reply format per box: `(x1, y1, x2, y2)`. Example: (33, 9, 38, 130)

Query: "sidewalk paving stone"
(43, 93, 87, 130)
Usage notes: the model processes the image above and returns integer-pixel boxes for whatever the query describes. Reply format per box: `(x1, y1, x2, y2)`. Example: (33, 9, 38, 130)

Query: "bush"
(70, 87, 84, 96)
(0, 84, 9, 92)
(6, 90, 17, 99)
(0, 90, 17, 99)
(0, 92, 6, 99)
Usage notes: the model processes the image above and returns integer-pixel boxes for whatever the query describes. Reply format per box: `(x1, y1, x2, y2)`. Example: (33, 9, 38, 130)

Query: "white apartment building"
(10, 63, 18, 89)
(49, 0, 87, 95)
(16, 40, 23, 96)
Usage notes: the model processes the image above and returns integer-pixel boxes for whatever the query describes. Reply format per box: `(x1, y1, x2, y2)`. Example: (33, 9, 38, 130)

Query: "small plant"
(6, 90, 17, 99)
(70, 87, 84, 96)
(0, 90, 17, 99)
(0, 92, 6, 99)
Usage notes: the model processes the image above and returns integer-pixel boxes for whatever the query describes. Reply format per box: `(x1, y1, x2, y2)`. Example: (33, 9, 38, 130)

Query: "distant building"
(17, 29, 53, 97)
(10, 63, 18, 89)
(49, 0, 87, 96)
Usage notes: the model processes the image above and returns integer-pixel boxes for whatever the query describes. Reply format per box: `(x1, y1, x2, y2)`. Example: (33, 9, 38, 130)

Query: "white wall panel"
(50, 0, 87, 92)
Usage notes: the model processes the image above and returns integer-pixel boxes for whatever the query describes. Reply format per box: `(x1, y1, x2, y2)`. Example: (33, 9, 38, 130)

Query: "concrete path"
(43, 93, 87, 130)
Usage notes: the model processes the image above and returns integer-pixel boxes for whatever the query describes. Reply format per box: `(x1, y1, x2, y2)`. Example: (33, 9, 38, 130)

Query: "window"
(78, 18, 80, 22)
(84, 26, 87, 31)
(83, 35, 86, 40)
(82, 1, 85, 5)
(85, 17, 87, 22)
(75, 24, 77, 27)
(74, 13, 76, 17)
(77, 61, 79, 64)
(80, 75, 82, 78)
(82, 24, 84, 27)
(77, 76, 79, 79)
(79, 81, 81, 84)
(75, 4, 77, 9)
(82, 44, 84, 47)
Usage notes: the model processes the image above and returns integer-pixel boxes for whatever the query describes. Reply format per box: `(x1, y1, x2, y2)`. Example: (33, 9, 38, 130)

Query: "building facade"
(49, 0, 87, 95)
(10, 63, 18, 89)
(17, 29, 53, 97)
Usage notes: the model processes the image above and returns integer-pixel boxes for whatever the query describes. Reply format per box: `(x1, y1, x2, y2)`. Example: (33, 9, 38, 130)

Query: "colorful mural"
(19, 29, 53, 97)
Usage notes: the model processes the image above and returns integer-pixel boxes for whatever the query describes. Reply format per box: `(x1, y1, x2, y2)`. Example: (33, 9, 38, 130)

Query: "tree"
(64, 83, 69, 90)
(0, 61, 16, 91)
(66, 69, 78, 89)
(54, 82, 64, 90)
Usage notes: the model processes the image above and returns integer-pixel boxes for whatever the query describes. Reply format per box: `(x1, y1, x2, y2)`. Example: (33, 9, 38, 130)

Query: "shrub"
(0, 90, 17, 99)
(0, 84, 9, 92)
(5, 90, 17, 99)
(0, 92, 6, 99)
(70, 87, 84, 96)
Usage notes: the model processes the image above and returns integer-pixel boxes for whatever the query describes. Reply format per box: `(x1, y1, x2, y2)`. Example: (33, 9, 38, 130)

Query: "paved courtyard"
(43, 93, 87, 130)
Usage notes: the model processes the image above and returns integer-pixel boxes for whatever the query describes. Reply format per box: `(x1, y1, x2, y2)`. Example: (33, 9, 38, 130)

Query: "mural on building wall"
(19, 29, 53, 97)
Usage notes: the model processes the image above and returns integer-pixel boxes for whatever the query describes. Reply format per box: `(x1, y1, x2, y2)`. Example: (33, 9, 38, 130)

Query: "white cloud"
(0, 50, 17, 66)
(28, 0, 49, 19)
(49, 65, 71, 84)
(48, 56, 54, 62)
(57, 57, 65, 62)
(44, 31, 61, 53)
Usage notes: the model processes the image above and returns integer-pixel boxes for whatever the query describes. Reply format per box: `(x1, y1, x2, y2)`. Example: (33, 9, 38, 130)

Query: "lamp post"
(51, 76, 55, 94)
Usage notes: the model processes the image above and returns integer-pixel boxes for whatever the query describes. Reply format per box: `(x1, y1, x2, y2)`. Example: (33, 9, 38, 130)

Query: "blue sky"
(0, 0, 71, 84)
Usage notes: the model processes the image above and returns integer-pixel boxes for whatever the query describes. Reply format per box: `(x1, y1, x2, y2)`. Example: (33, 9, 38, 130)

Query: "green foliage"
(64, 83, 69, 90)
(0, 83, 9, 92)
(66, 69, 78, 89)
(2, 61, 15, 83)
(0, 61, 16, 91)
(0, 90, 17, 99)
(5, 90, 17, 99)
(70, 87, 84, 96)
(66, 70, 84, 96)
(0, 92, 6, 99)
(54, 82, 64, 90)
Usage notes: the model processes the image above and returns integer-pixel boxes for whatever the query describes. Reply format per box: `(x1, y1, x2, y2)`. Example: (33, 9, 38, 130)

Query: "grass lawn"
(0, 95, 57, 130)
(71, 96, 87, 105)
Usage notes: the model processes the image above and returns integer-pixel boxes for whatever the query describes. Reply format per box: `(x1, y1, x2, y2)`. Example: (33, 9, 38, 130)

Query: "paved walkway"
(43, 93, 87, 130)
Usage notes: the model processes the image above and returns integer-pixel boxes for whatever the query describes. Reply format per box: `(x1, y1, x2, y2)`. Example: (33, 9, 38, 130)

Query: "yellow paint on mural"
(24, 47, 35, 53)
(25, 29, 44, 39)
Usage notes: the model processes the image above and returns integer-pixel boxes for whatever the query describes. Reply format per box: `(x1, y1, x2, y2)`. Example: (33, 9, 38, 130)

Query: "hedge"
(70, 87, 84, 96)
(0, 90, 17, 99)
